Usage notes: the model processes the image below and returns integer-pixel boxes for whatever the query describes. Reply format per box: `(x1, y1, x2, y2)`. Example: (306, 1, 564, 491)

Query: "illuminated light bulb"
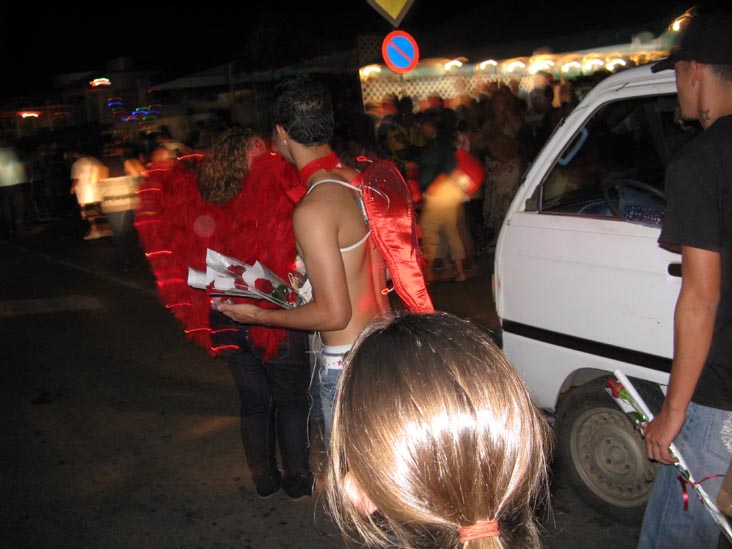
(89, 78, 111, 87)
(607, 59, 627, 71)
(505, 61, 526, 72)
(444, 59, 463, 70)
(562, 61, 581, 72)
(479, 60, 498, 70)
(360, 65, 382, 79)
(528, 60, 555, 74)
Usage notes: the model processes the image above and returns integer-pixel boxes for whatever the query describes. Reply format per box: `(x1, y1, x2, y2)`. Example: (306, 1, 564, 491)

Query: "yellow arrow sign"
(367, 0, 415, 27)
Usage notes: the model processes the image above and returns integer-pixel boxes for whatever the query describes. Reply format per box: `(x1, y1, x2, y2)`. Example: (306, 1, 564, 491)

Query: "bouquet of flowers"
(188, 248, 304, 309)
(605, 370, 732, 543)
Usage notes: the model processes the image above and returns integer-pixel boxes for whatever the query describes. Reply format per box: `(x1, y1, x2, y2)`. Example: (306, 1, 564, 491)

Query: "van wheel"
(556, 375, 663, 523)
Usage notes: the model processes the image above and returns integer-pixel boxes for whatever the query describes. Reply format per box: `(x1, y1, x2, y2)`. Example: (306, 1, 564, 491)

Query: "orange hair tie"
(458, 519, 501, 543)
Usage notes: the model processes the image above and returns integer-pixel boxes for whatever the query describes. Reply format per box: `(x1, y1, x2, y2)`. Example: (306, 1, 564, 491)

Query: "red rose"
(287, 291, 296, 304)
(605, 378, 623, 398)
(227, 265, 245, 276)
(255, 278, 274, 294)
(234, 278, 248, 290)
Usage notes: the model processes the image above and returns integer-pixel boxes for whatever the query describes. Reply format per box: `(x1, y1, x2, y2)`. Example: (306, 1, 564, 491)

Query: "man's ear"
(689, 60, 701, 88)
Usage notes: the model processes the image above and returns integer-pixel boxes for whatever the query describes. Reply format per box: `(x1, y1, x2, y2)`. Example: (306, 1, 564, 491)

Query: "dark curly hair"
(270, 75, 334, 146)
(197, 127, 255, 205)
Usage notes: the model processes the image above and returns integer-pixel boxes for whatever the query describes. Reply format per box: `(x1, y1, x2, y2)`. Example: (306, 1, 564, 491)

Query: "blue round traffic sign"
(382, 30, 420, 74)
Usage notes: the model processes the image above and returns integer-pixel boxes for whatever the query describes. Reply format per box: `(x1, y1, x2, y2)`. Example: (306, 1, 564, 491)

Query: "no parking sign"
(382, 30, 420, 74)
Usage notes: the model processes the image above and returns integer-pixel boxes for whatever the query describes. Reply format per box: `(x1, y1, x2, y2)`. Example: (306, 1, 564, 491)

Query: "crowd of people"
(331, 71, 580, 282)
(4, 10, 731, 544)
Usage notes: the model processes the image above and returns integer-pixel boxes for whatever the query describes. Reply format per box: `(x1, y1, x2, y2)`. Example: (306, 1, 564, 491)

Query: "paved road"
(2, 222, 641, 548)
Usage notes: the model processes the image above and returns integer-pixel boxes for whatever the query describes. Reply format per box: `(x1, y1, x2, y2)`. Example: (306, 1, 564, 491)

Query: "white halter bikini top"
(306, 178, 371, 252)
(291, 179, 372, 303)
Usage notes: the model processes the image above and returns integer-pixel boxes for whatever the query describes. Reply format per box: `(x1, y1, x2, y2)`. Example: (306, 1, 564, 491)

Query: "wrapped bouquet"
(188, 248, 304, 309)
(605, 370, 732, 543)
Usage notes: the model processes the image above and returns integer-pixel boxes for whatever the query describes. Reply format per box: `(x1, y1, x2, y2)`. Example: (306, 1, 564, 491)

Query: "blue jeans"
(638, 402, 732, 549)
(210, 311, 311, 484)
(307, 333, 323, 424)
(316, 341, 352, 445)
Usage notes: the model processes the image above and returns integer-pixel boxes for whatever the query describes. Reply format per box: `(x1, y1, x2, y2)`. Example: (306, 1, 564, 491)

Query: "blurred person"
(417, 108, 455, 195)
(136, 127, 315, 499)
(527, 84, 558, 150)
(419, 110, 485, 283)
(99, 144, 145, 271)
(69, 147, 110, 240)
(218, 75, 393, 446)
(416, 107, 458, 280)
(481, 89, 523, 248)
(0, 137, 29, 237)
(385, 96, 426, 179)
(637, 10, 732, 548)
(513, 96, 540, 166)
(324, 311, 552, 549)
(373, 94, 399, 156)
(150, 126, 190, 163)
(416, 106, 479, 277)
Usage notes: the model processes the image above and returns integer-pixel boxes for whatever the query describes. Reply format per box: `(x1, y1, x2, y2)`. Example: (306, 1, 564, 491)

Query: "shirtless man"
(219, 76, 389, 444)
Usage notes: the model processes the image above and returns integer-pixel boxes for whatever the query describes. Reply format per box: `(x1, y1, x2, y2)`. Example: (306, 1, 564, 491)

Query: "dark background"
(1, 0, 708, 101)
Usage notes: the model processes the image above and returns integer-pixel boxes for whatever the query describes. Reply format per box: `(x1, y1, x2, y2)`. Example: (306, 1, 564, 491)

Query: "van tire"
(556, 375, 664, 523)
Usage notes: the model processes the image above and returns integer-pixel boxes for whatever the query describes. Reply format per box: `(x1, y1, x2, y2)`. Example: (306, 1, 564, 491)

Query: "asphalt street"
(2, 220, 641, 548)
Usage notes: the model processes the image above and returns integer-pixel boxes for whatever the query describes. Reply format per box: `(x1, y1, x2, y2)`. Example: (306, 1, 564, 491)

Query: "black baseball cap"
(652, 10, 732, 72)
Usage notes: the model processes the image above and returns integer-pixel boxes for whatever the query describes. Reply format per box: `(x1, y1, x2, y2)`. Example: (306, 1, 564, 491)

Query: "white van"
(493, 64, 702, 522)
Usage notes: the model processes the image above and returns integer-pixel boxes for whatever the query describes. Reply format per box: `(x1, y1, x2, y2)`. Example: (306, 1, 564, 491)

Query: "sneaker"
(281, 472, 314, 499)
(253, 471, 281, 499)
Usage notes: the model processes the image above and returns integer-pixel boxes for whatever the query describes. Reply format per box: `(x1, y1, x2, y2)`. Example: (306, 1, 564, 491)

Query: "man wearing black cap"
(638, 8, 732, 549)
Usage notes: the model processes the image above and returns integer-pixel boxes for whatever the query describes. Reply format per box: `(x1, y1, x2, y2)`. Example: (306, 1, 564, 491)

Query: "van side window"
(534, 94, 698, 219)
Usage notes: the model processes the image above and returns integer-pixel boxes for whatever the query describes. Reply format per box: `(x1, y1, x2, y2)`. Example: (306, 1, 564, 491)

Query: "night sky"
(0, 0, 714, 102)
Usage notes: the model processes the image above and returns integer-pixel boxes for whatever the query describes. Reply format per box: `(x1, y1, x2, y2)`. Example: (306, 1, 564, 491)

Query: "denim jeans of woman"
(210, 310, 311, 494)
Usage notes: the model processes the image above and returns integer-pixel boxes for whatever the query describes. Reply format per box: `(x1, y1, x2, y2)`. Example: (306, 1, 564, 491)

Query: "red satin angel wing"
(357, 157, 434, 313)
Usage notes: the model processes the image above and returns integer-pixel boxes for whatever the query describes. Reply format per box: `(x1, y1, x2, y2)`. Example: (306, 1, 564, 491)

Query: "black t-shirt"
(659, 115, 732, 410)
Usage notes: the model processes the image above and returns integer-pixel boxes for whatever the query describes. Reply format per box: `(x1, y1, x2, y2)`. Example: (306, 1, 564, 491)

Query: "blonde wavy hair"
(324, 312, 552, 549)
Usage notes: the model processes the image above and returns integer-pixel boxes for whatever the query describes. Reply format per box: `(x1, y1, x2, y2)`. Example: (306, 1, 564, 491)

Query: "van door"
(495, 92, 699, 406)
